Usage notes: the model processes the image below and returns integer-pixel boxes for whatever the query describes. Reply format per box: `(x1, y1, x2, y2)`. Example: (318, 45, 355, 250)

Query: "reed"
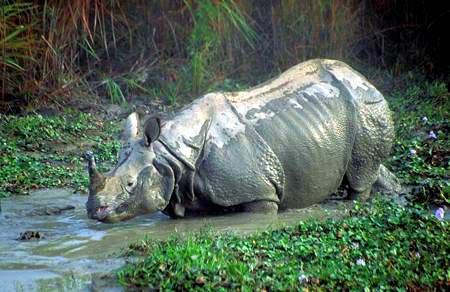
(0, 2, 38, 110)
(2, 0, 432, 112)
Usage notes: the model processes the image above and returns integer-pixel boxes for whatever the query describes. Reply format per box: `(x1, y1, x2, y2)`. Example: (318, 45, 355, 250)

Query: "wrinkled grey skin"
(86, 59, 401, 223)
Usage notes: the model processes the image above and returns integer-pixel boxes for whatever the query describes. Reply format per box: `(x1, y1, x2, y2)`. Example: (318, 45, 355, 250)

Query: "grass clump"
(385, 76, 449, 205)
(117, 198, 449, 290)
(0, 111, 120, 197)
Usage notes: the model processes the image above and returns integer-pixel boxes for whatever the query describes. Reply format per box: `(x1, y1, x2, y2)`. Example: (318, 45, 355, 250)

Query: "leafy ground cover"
(384, 76, 449, 205)
(0, 111, 120, 197)
(117, 198, 449, 290)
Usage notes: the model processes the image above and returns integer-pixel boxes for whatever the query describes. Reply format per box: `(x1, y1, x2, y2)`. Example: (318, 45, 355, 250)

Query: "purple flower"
(356, 258, 366, 266)
(427, 131, 437, 140)
(409, 149, 417, 156)
(421, 116, 428, 124)
(435, 207, 445, 221)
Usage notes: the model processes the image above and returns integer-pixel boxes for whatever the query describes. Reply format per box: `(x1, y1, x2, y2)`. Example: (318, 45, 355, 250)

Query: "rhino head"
(86, 113, 174, 223)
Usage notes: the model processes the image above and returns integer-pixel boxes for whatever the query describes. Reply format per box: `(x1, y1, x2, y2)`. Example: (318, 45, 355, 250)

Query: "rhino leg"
(346, 100, 395, 201)
(241, 200, 278, 214)
(371, 164, 402, 195)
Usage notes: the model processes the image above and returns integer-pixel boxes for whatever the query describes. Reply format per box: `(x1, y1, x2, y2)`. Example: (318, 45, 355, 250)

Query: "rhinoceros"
(86, 59, 399, 223)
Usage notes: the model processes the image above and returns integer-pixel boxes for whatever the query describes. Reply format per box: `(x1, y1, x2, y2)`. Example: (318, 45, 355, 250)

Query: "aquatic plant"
(117, 198, 449, 290)
(386, 78, 449, 205)
(0, 112, 120, 197)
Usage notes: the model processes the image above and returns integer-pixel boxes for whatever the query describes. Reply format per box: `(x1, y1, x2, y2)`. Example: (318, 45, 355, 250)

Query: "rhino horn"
(121, 112, 140, 142)
(85, 151, 106, 192)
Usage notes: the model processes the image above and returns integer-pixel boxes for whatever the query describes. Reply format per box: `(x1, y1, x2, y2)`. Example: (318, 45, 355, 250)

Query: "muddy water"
(0, 189, 352, 291)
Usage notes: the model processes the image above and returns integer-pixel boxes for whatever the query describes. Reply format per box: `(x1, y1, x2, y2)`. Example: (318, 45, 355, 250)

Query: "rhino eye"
(126, 178, 137, 189)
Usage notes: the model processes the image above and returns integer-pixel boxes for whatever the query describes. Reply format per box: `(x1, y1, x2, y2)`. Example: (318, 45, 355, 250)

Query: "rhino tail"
(371, 164, 403, 195)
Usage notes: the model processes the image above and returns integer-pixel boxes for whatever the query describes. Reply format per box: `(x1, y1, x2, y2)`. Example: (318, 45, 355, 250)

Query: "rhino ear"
(122, 112, 139, 142)
(143, 117, 161, 146)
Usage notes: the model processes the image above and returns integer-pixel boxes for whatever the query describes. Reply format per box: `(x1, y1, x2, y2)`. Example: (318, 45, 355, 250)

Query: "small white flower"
(435, 207, 445, 221)
(298, 274, 308, 283)
(409, 149, 417, 156)
(421, 116, 428, 123)
(351, 242, 360, 249)
(356, 258, 366, 266)
(415, 252, 420, 258)
(427, 131, 437, 140)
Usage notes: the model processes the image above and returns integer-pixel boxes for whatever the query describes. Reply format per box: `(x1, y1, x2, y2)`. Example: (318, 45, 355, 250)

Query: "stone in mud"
(18, 231, 45, 241)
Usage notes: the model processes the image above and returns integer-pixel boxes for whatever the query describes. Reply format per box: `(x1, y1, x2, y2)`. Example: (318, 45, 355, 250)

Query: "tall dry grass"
(1, 2, 39, 109)
(1, 0, 129, 111)
(1, 0, 418, 112)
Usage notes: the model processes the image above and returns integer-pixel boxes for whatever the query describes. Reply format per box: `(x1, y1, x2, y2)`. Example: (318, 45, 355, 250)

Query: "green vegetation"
(117, 198, 449, 290)
(385, 77, 449, 205)
(0, 112, 120, 197)
(0, 2, 38, 100)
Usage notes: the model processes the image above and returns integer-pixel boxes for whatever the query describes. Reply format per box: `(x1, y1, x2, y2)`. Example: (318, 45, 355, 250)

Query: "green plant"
(0, 112, 96, 146)
(386, 76, 449, 205)
(186, 0, 256, 93)
(104, 78, 126, 105)
(117, 198, 449, 290)
(0, 112, 120, 195)
(427, 81, 448, 101)
(94, 140, 121, 166)
(122, 75, 153, 96)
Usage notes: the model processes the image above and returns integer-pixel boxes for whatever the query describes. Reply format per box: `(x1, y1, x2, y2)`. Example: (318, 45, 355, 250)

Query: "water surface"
(0, 188, 351, 291)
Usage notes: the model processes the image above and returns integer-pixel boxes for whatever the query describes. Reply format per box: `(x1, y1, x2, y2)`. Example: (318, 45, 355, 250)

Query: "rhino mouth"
(90, 197, 138, 223)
